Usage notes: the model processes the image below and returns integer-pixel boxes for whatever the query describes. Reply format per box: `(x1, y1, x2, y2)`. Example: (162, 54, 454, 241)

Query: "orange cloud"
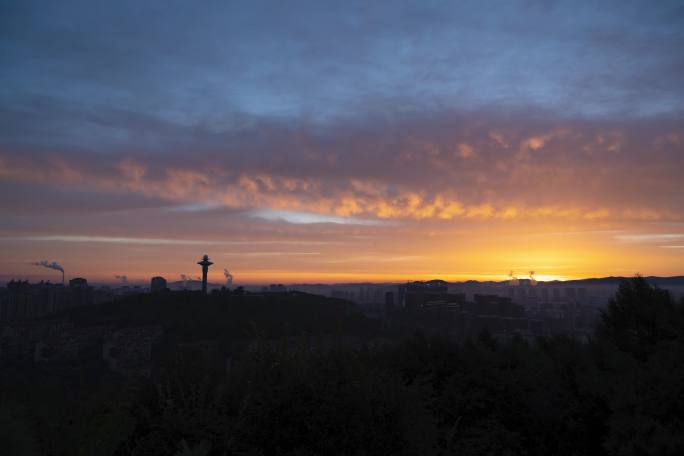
(458, 143, 475, 158)
(0, 153, 681, 224)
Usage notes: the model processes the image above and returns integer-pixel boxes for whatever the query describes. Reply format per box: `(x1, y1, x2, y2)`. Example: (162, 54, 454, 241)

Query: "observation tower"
(197, 254, 213, 294)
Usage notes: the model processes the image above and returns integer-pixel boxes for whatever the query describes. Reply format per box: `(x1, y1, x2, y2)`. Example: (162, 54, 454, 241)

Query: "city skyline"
(2, 1, 683, 283)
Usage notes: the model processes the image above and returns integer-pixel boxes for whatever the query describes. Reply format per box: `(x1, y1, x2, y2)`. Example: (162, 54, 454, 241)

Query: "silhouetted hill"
(546, 276, 684, 286)
(422, 275, 684, 286)
(49, 290, 377, 342)
(321, 276, 684, 287)
(2, 277, 684, 455)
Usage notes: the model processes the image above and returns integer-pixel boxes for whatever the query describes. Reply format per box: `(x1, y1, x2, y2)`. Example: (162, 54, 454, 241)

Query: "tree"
(597, 276, 683, 360)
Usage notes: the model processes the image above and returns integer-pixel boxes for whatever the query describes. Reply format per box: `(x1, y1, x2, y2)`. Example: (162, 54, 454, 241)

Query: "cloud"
(458, 143, 475, 159)
(521, 136, 547, 152)
(0, 108, 682, 224)
(3, 235, 237, 246)
(251, 209, 385, 225)
(615, 234, 684, 243)
(1, 0, 683, 140)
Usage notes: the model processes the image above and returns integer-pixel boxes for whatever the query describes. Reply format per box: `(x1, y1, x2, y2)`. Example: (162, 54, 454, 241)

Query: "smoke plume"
(508, 270, 519, 286)
(115, 275, 128, 284)
(32, 260, 65, 284)
(32, 260, 64, 273)
(224, 268, 234, 286)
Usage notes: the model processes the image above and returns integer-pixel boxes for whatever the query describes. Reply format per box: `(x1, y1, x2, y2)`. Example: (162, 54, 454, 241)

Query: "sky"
(1, 0, 683, 284)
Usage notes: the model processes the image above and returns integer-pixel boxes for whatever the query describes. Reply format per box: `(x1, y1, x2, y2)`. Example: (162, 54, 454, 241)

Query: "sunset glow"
(1, 1, 683, 284)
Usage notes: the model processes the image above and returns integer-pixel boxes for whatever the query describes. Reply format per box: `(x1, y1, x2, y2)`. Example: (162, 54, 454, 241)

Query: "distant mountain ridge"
(553, 276, 684, 286)
(325, 276, 684, 287)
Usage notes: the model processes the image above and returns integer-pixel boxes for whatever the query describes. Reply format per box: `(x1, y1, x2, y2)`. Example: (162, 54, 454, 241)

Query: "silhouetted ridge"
(1, 277, 683, 455)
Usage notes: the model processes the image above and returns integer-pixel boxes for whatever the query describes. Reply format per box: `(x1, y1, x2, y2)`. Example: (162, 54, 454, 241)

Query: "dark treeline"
(1, 277, 683, 455)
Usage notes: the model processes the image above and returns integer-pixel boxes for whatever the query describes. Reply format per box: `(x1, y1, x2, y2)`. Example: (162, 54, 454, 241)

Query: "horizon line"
(3, 273, 683, 288)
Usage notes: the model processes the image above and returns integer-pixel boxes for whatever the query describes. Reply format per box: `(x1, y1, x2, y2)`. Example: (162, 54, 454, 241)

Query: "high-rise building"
(69, 277, 88, 288)
(398, 280, 449, 309)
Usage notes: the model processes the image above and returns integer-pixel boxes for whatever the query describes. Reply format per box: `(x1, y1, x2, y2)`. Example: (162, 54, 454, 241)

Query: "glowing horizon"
(4, 224, 681, 285)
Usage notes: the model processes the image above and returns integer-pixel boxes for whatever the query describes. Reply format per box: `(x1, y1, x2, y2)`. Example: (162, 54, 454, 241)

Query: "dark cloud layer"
(2, 0, 683, 130)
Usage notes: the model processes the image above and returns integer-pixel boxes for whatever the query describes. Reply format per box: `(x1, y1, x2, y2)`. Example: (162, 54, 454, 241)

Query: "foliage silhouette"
(598, 276, 683, 360)
(1, 277, 683, 455)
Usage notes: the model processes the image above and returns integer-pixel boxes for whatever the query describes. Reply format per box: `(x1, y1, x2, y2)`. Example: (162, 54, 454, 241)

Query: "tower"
(197, 254, 213, 294)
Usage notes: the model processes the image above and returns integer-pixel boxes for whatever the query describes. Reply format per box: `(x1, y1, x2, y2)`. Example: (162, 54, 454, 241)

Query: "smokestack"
(529, 271, 537, 286)
(197, 254, 213, 295)
(32, 260, 65, 285)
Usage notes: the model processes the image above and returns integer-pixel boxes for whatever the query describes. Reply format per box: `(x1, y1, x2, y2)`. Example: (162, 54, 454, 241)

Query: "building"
(69, 277, 88, 288)
(0, 280, 96, 322)
(69, 277, 91, 307)
(398, 280, 450, 310)
(150, 276, 168, 293)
